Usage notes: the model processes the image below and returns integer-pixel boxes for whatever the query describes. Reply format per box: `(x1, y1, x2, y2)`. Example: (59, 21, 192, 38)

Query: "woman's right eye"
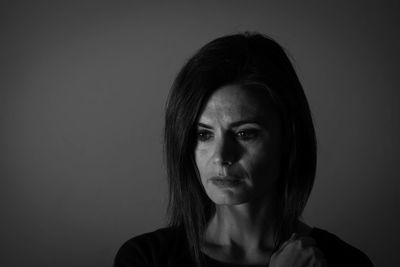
(197, 130, 213, 142)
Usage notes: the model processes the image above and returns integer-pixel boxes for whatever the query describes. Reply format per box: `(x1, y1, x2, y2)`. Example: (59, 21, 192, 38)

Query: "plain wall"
(1, 1, 399, 266)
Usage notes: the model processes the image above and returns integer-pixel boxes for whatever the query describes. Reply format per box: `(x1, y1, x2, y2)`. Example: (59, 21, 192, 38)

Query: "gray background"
(1, 1, 399, 266)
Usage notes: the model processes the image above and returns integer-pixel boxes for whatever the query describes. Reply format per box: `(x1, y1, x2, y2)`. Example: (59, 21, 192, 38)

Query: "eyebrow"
(197, 118, 264, 129)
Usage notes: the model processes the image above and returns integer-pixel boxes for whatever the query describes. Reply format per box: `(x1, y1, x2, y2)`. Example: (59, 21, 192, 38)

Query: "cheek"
(242, 142, 281, 181)
(195, 147, 210, 177)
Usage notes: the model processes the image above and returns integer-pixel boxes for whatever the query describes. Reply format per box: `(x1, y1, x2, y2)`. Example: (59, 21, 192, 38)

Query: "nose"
(212, 133, 238, 166)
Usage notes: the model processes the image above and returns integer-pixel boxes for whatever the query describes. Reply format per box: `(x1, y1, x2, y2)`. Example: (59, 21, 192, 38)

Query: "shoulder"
(310, 227, 374, 267)
(113, 226, 190, 267)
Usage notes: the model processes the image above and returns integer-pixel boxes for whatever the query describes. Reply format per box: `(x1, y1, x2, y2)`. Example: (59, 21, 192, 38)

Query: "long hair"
(164, 32, 317, 267)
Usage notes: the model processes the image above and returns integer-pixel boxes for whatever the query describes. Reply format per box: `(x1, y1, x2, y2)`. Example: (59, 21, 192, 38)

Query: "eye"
(196, 130, 214, 142)
(236, 129, 259, 140)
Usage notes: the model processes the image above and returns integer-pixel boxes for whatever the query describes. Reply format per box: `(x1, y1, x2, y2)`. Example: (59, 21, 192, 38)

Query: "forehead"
(198, 84, 278, 123)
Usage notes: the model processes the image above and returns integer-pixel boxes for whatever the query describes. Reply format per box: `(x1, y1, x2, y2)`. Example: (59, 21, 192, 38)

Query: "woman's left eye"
(236, 129, 259, 140)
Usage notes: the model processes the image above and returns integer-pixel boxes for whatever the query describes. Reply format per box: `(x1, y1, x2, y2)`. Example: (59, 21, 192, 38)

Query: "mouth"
(210, 175, 242, 180)
(209, 176, 244, 187)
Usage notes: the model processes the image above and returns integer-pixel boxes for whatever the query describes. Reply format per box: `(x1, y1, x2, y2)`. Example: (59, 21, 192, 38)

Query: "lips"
(209, 176, 244, 187)
(209, 176, 242, 181)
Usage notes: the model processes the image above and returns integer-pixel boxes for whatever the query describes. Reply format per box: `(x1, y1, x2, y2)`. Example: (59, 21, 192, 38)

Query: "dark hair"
(164, 32, 317, 267)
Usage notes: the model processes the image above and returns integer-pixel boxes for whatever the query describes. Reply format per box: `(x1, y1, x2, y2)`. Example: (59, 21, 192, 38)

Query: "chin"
(208, 190, 252, 205)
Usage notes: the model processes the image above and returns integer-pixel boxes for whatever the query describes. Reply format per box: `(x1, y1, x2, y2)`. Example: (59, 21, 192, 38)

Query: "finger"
(275, 233, 297, 253)
(307, 247, 328, 267)
(295, 235, 317, 247)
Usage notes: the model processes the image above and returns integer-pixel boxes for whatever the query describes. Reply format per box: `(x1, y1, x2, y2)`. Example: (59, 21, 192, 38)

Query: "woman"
(114, 32, 373, 267)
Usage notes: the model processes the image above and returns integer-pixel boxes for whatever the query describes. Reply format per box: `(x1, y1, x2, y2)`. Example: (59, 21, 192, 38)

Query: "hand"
(269, 233, 329, 267)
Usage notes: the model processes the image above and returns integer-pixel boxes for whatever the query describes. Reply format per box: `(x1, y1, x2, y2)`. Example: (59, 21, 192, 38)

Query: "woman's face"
(195, 84, 282, 205)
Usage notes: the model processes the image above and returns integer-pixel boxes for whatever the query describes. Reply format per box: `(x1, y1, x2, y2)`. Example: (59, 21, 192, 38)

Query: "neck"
(204, 198, 277, 252)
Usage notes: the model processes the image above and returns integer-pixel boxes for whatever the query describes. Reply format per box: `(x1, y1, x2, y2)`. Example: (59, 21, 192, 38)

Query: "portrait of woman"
(3, 2, 399, 267)
(113, 33, 373, 267)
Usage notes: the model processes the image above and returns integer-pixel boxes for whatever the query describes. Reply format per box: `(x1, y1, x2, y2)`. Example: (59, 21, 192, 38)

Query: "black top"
(114, 226, 374, 267)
